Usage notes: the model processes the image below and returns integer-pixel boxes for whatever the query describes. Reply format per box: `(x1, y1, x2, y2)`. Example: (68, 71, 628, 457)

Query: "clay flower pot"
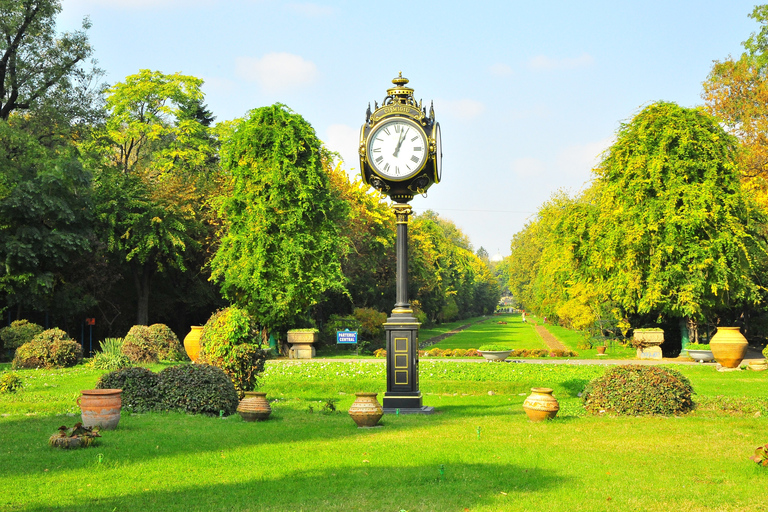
(349, 392, 383, 427)
(237, 392, 272, 421)
(596, 346, 606, 355)
(710, 327, 748, 368)
(78, 389, 122, 430)
(522, 387, 559, 422)
(183, 326, 203, 362)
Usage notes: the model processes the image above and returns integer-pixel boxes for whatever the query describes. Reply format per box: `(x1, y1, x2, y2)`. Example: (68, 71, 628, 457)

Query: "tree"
(0, 0, 93, 120)
(210, 104, 348, 340)
(581, 102, 766, 328)
(86, 70, 216, 325)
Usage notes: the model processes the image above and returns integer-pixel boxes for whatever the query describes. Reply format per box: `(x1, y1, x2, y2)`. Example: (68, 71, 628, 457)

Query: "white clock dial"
(367, 118, 428, 180)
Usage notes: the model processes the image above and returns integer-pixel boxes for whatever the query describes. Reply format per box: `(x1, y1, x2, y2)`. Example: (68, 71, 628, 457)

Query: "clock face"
(433, 122, 442, 182)
(367, 118, 428, 180)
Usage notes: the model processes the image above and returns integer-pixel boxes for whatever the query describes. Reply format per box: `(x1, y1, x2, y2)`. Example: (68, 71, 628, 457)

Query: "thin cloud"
(489, 63, 513, 77)
(236, 52, 318, 93)
(556, 136, 614, 177)
(529, 53, 595, 71)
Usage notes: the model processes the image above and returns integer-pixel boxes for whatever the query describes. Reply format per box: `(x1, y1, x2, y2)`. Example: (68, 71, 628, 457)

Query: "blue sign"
(336, 329, 358, 344)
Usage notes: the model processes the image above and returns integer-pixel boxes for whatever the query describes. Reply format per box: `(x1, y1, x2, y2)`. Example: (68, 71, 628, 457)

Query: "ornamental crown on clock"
(359, 73, 442, 203)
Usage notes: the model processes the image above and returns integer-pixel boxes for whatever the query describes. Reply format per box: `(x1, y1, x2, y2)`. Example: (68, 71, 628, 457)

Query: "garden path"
(534, 325, 568, 351)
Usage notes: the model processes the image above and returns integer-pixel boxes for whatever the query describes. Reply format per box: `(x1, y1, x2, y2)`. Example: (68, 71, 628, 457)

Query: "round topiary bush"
(582, 364, 694, 416)
(148, 324, 188, 361)
(96, 366, 160, 412)
(121, 325, 159, 363)
(12, 328, 82, 369)
(199, 307, 269, 396)
(763, 345, 768, 359)
(157, 364, 239, 416)
(0, 320, 44, 358)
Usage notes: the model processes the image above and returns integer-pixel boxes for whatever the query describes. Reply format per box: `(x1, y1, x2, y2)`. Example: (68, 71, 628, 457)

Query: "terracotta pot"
(522, 387, 559, 422)
(710, 327, 748, 368)
(349, 392, 383, 427)
(596, 346, 606, 355)
(237, 392, 272, 421)
(183, 326, 204, 362)
(78, 389, 122, 430)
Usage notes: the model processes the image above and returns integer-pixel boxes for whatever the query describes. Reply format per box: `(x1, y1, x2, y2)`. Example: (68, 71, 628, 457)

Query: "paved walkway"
(534, 324, 568, 351)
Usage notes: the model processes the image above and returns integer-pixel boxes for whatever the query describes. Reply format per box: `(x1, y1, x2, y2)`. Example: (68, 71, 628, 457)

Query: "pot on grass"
(349, 392, 383, 428)
(78, 389, 122, 430)
(237, 392, 272, 421)
(522, 387, 559, 422)
(710, 327, 748, 368)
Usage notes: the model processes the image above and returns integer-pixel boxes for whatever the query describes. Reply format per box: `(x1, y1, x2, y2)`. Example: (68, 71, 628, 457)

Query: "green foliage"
(686, 343, 711, 350)
(0, 320, 44, 351)
(12, 328, 82, 369)
(478, 345, 512, 352)
(147, 324, 187, 361)
(121, 326, 159, 363)
(199, 307, 268, 394)
(96, 366, 160, 413)
(583, 365, 694, 416)
(0, 372, 23, 393)
(763, 345, 768, 358)
(211, 104, 348, 332)
(88, 338, 132, 371)
(157, 363, 239, 416)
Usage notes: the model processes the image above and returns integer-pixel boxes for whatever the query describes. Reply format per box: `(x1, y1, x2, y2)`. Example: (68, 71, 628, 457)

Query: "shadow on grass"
(17, 462, 569, 512)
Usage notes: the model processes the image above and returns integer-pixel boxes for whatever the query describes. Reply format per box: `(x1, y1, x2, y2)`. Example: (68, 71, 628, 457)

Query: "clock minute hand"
(392, 129, 407, 157)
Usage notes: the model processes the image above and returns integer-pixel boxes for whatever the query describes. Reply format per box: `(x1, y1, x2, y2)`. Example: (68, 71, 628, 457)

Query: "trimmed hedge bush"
(96, 367, 160, 412)
(12, 328, 82, 369)
(121, 325, 159, 363)
(157, 364, 239, 416)
(199, 307, 269, 395)
(582, 364, 694, 416)
(0, 320, 44, 357)
(148, 324, 187, 361)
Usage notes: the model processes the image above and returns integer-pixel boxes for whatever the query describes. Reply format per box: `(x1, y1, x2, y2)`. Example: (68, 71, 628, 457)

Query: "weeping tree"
(210, 104, 348, 343)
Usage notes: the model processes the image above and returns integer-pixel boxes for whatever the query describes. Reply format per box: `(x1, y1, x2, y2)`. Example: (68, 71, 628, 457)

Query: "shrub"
(0, 320, 44, 352)
(157, 364, 239, 416)
(549, 349, 578, 358)
(148, 324, 188, 361)
(464, 349, 481, 357)
(96, 366, 161, 412)
(762, 345, 768, 359)
(12, 328, 82, 369)
(478, 345, 511, 352)
(89, 338, 132, 370)
(426, 348, 444, 357)
(0, 372, 24, 393)
(686, 343, 711, 350)
(373, 348, 386, 358)
(582, 364, 694, 416)
(199, 307, 269, 395)
(121, 325, 159, 363)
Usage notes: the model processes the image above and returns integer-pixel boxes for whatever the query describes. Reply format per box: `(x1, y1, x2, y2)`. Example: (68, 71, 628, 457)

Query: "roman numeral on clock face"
(375, 156, 384, 164)
(410, 155, 419, 163)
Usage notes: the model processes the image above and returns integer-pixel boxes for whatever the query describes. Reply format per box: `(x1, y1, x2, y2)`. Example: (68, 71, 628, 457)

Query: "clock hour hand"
(392, 128, 407, 157)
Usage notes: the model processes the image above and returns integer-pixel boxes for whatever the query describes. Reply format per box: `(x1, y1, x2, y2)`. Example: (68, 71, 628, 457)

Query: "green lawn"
(429, 313, 547, 351)
(419, 315, 489, 342)
(3, 361, 767, 511)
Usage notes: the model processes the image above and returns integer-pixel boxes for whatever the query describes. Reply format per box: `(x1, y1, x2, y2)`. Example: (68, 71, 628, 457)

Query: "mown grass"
(429, 313, 547, 351)
(419, 315, 489, 342)
(2, 360, 767, 511)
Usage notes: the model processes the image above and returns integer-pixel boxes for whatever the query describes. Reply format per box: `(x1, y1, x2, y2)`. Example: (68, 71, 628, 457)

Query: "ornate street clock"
(359, 74, 441, 414)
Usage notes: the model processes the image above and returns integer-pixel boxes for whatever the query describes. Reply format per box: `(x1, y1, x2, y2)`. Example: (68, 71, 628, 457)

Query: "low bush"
(122, 326, 159, 363)
(762, 345, 768, 359)
(582, 364, 694, 416)
(373, 348, 386, 358)
(12, 328, 82, 369)
(148, 324, 187, 361)
(0, 372, 24, 393)
(96, 366, 160, 412)
(687, 343, 711, 350)
(157, 364, 239, 416)
(89, 338, 132, 370)
(0, 320, 44, 354)
(478, 345, 511, 352)
(199, 307, 269, 395)
(549, 349, 578, 358)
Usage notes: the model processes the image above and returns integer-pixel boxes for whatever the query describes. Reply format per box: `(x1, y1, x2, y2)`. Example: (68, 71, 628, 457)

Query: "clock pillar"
(382, 203, 432, 413)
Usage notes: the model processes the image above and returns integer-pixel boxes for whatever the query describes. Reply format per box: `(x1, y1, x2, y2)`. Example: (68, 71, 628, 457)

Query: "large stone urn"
(183, 326, 203, 362)
(633, 328, 664, 360)
(237, 392, 272, 421)
(78, 389, 122, 430)
(522, 387, 559, 422)
(710, 327, 748, 368)
(287, 330, 317, 359)
(349, 392, 383, 427)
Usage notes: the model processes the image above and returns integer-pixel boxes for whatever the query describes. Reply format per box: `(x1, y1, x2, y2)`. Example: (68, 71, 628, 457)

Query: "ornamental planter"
(596, 346, 606, 355)
(349, 392, 383, 428)
(686, 349, 715, 363)
(710, 327, 748, 368)
(78, 389, 122, 430)
(633, 329, 664, 360)
(479, 350, 512, 362)
(522, 387, 559, 422)
(287, 331, 317, 359)
(748, 359, 768, 371)
(237, 392, 272, 421)
(183, 326, 203, 362)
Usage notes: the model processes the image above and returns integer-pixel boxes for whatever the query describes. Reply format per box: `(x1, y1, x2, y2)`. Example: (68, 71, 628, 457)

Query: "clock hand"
(392, 129, 408, 157)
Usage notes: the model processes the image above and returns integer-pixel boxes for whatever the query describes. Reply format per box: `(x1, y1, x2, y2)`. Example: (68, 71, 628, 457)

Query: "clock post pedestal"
(382, 203, 434, 415)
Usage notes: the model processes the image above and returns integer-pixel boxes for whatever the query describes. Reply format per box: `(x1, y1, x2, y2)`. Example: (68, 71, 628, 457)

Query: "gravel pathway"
(534, 324, 568, 351)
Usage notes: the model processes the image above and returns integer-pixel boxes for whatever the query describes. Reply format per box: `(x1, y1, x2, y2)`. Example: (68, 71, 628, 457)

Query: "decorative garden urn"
(710, 327, 748, 368)
(237, 392, 272, 421)
(349, 392, 384, 427)
(183, 326, 203, 362)
(522, 387, 559, 422)
(78, 389, 122, 430)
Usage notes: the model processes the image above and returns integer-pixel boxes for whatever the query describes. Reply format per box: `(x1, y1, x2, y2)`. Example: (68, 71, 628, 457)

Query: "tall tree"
(210, 104, 348, 340)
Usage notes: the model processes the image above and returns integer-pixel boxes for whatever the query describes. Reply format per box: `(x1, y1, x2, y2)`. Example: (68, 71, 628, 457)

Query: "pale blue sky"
(59, 0, 760, 258)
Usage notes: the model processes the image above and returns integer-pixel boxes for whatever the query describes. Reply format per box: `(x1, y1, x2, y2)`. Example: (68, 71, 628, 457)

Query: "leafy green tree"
(210, 104, 348, 340)
(582, 102, 766, 326)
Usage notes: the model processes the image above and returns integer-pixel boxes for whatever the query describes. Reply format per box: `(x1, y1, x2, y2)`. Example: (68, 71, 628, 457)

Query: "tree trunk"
(132, 262, 153, 325)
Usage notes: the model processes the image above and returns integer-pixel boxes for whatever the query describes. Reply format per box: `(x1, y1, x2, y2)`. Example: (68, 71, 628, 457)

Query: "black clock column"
(382, 203, 433, 414)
